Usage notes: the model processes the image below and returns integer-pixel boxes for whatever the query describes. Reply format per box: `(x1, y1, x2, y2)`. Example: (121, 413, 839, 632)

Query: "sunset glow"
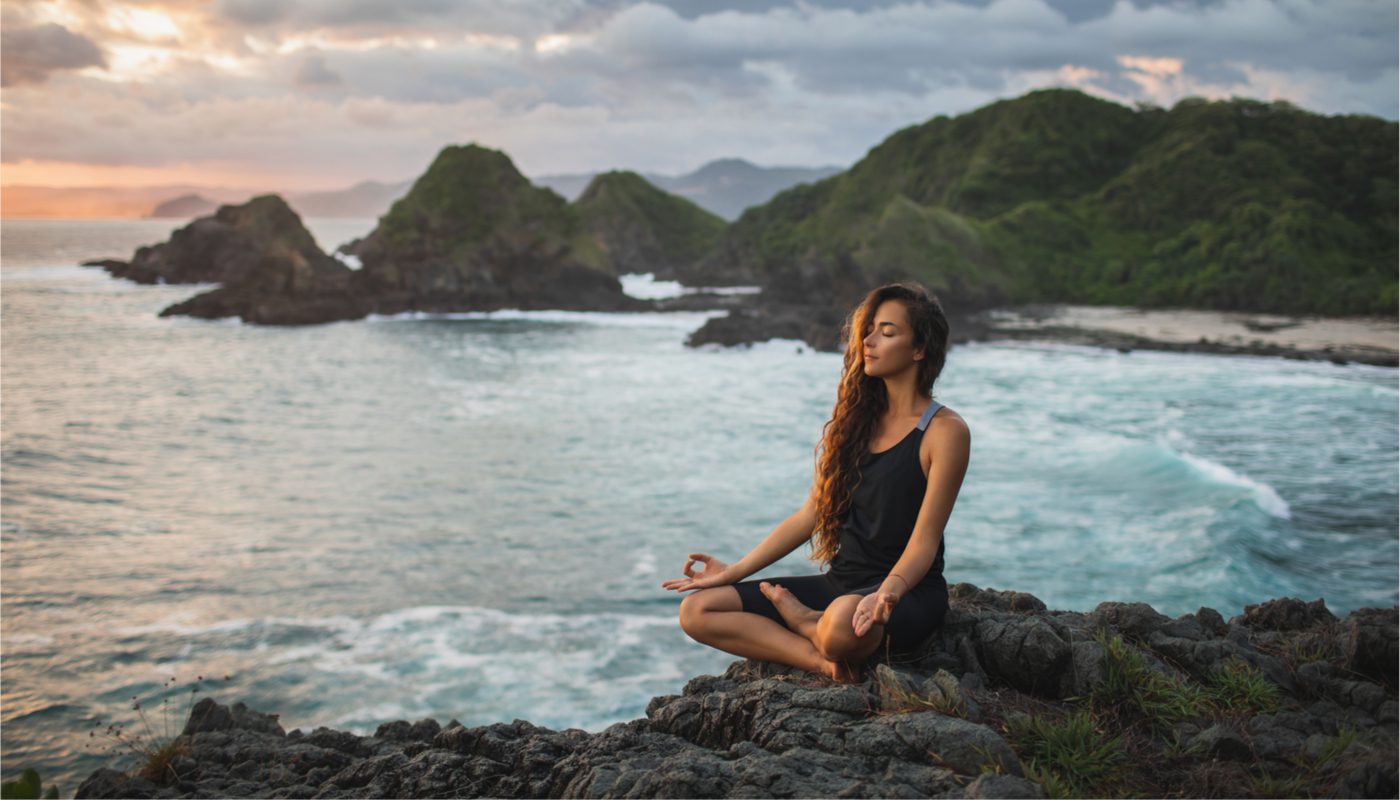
(1, 0, 1394, 216)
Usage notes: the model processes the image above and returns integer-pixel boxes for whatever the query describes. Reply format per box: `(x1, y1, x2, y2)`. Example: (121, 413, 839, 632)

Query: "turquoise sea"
(2, 218, 1396, 792)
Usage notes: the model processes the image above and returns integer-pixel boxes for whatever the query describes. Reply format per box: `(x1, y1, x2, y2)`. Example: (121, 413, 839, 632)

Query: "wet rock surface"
(76, 586, 1397, 798)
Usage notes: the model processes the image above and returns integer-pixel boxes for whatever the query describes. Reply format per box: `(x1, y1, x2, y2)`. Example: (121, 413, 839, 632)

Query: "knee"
(678, 592, 707, 637)
(816, 595, 880, 660)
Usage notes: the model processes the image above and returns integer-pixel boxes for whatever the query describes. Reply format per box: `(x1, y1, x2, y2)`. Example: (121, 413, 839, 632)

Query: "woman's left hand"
(852, 590, 898, 637)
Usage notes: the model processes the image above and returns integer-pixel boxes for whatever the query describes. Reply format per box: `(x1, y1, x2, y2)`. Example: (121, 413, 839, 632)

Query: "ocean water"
(2, 218, 1396, 792)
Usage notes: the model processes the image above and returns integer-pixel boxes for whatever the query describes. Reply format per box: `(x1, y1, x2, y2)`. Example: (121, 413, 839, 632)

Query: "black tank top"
(826, 397, 947, 591)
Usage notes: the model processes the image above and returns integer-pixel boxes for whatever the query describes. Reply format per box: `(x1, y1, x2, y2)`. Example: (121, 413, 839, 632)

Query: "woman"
(661, 281, 970, 683)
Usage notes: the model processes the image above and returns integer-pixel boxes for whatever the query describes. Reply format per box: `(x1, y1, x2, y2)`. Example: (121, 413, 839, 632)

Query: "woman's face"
(861, 299, 923, 377)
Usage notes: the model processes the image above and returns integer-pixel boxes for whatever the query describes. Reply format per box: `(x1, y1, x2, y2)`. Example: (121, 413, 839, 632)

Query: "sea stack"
(85, 194, 342, 287)
(157, 144, 658, 324)
(342, 143, 648, 315)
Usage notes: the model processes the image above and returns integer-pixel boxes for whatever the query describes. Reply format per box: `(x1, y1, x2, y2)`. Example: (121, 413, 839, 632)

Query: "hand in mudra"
(660, 553, 734, 592)
(853, 590, 898, 637)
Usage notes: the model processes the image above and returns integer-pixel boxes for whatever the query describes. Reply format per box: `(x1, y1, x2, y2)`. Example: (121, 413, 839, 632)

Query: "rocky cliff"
(76, 586, 1397, 799)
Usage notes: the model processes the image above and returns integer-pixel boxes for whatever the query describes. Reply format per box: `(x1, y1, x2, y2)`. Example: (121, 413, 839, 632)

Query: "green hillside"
(364, 143, 608, 285)
(574, 171, 726, 277)
(698, 88, 1397, 316)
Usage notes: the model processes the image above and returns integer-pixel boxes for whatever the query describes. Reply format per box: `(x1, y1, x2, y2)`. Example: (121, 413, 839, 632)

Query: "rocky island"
(83, 145, 741, 326)
(75, 587, 1397, 799)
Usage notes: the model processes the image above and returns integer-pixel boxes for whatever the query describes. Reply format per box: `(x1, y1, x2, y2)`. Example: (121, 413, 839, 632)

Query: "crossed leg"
(678, 583, 885, 683)
(759, 582, 886, 677)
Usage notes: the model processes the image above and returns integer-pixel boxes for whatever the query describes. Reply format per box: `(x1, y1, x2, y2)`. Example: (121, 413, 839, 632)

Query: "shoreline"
(961, 304, 1399, 368)
(73, 588, 1399, 799)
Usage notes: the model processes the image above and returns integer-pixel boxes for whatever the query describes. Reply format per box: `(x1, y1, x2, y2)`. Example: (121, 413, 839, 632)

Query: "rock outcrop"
(339, 144, 645, 314)
(83, 195, 344, 287)
(75, 587, 1398, 799)
(92, 146, 694, 325)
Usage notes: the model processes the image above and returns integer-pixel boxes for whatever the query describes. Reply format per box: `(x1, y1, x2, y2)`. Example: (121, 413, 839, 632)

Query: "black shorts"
(730, 571, 949, 653)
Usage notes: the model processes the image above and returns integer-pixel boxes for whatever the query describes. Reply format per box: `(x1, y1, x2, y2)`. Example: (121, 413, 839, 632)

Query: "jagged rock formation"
(574, 170, 726, 280)
(91, 146, 680, 325)
(75, 586, 1397, 799)
(83, 195, 344, 287)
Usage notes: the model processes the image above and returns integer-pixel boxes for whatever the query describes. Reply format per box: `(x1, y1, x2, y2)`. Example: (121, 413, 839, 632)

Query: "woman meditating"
(662, 281, 970, 683)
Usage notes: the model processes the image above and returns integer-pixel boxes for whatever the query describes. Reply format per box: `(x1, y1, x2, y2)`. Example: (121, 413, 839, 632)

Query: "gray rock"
(876, 664, 922, 710)
(1194, 723, 1253, 761)
(962, 773, 1047, 798)
(790, 685, 874, 717)
(920, 668, 978, 720)
(1065, 640, 1108, 698)
(1246, 725, 1306, 762)
(1343, 606, 1399, 688)
(975, 616, 1072, 697)
(1159, 614, 1208, 641)
(1334, 757, 1400, 799)
(1145, 630, 1296, 694)
(1240, 597, 1336, 631)
(1194, 607, 1228, 637)
(1303, 732, 1335, 762)
(1088, 601, 1170, 642)
(871, 711, 1022, 777)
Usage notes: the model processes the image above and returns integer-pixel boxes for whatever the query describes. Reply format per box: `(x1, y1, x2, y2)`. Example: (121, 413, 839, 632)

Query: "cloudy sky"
(2, 0, 1396, 191)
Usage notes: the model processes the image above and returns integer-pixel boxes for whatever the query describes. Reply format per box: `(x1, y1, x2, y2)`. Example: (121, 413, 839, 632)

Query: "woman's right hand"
(660, 553, 735, 592)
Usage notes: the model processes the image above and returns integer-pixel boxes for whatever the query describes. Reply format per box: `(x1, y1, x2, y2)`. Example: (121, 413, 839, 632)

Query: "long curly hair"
(807, 281, 951, 566)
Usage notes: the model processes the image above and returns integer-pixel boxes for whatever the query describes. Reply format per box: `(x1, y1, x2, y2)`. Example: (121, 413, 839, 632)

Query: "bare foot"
(818, 657, 864, 684)
(759, 581, 821, 638)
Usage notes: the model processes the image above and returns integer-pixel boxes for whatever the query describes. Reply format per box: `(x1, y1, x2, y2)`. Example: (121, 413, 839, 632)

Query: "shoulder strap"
(917, 397, 943, 430)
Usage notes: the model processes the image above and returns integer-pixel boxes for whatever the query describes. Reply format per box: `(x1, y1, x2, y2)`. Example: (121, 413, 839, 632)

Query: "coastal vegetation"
(575, 170, 727, 279)
(697, 88, 1397, 316)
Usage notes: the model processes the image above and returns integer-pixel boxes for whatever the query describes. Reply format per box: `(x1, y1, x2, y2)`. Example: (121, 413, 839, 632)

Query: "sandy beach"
(973, 304, 1399, 367)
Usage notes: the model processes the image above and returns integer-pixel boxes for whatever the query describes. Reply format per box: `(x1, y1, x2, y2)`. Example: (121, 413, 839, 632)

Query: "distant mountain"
(1, 182, 414, 220)
(532, 158, 847, 221)
(148, 193, 219, 218)
(3, 159, 840, 222)
(290, 180, 414, 217)
(1, 185, 253, 218)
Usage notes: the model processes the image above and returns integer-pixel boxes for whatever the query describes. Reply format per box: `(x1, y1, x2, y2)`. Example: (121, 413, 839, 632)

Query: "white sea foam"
(331, 252, 363, 270)
(1175, 449, 1292, 519)
(181, 604, 697, 733)
(362, 307, 726, 329)
(631, 550, 658, 577)
(619, 272, 762, 299)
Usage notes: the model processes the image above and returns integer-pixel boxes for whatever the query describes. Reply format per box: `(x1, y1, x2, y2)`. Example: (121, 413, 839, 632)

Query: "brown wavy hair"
(807, 281, 951, 566)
